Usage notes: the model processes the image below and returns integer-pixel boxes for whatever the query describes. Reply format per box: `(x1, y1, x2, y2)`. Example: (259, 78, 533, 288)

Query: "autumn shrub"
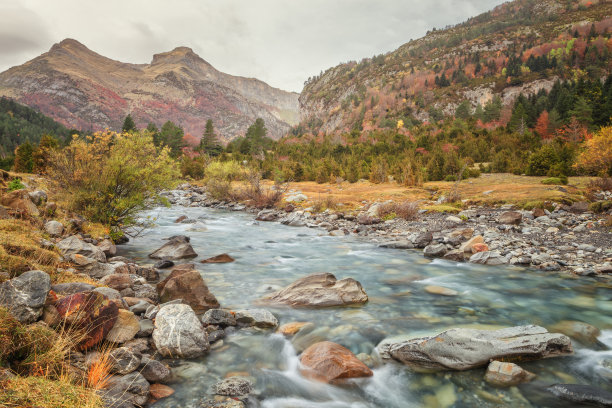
(234, 169, 286, 209)
(47, 131, 179, 237)
(574, 126, 612, 176)
(585, 177, 612, 201)
(180, 155, 207, 180)
(312, 195, 337, 212)
(203, 160, 245, 200)
(378, 200, 419, 220)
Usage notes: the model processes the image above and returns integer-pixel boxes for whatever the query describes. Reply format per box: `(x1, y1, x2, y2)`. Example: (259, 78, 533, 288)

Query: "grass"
(0, 376, 103, 408)
(422, 204, 463, 214)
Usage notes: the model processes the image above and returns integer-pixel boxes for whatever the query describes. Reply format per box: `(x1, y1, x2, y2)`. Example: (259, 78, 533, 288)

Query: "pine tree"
(122, 114, 137, 133)
(199, 119, 222, 156)
(13, 142, 34, 173)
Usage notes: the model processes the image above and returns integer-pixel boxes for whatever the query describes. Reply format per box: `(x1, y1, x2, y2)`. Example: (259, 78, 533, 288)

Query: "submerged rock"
(548, 320, 601, 345)
(148, 235, 197, 260)
(152, 304, 209, 358)
(378, 325, 572, 371)
(0, 270, 51, 323)
(213, 377, 253, 397)
(546, 384, 612, 407)
(262, 273, 368, 307)
(201, 253, 235, 263)
(300, 341, 373, 383)
(484, 361, 535, 387)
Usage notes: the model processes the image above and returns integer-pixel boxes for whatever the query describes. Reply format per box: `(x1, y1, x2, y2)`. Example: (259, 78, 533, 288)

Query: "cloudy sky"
(0, 0, 505, 92)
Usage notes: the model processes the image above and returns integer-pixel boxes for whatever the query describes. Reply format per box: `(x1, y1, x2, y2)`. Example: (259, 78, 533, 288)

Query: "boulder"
(213, 377, 253, 397)
(442, 250, 466, 262)
(51, 282, 95, 295)
(546, 384, 612, 407)
(98, 239, 117, 257)
(106, 309, 140, 344)
(413, 232, 433, 248)
(201, 253, 235, 264)
(459, 235, 484, 253)
(356, 214, 381, 225)
(140, 356, 171, 383)
(0, 270, 50, 323)
(57, 236, 106, 262)
(423, 243, 447, 258)
(378, 325, 572, 371)
(484, 361, 535, 387)
(44, 220, 64, 237)
(109, 347, 141, 375)
(0, 189, 39, 216)
(154, 259, 174, 269)
(569, 201, 589, 214)
(532, 208, 546, 218)
(300, 341, 373, 383)
(55, 291, 119, 351)
(156, 266, 219, 313)
(99, 274, 132, 291)
(152, 304, 209, 358)
(201, 309, 237, 327)
(469, 251, 507, 265)
(103, 372, 150, 407)
(498, 211, 522, 225)
(148, 235, 197, 260)
(548, 320, 601, 345)
(235, 309, 278, 328)
(278, 322, 311, 336)
(28, 190, 47, 205)
(256, 210, 278, 222)
(262, 273, 368, 307)
(471, 243, 489, 253)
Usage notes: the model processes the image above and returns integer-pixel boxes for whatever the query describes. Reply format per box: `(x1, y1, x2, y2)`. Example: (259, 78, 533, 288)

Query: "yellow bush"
(574, 126, 612, 176)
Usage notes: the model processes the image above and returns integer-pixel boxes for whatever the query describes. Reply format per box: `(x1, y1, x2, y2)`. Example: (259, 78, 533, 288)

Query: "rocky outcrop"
(300, 341, 373, 383)
(378, 325, 572, 371)
(148, 236, 197, 260)
(152, 304, 209, 358)
(156, 265, 219, 313)
(262, 273, 368, 307)
(0, 270, 50, 323)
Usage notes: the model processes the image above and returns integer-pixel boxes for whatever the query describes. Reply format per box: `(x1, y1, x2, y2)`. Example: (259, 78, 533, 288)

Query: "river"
(119, 205, 612, 407)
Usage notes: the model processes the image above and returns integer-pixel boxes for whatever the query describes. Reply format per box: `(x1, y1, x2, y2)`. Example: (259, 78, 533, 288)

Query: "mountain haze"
(0, 39, 299, 140)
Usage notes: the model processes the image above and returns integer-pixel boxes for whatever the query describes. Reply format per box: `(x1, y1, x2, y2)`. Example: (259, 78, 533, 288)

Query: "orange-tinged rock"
(149, 383, 174, 399)
(201, 253, 235, 264)
(277, 322, 310, 336)
(471, 243, 489, 253)
(300, 341, 373, 383)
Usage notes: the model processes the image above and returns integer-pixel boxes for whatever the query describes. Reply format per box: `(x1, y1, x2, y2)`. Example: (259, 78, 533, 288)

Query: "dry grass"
(378, 200, 420, 220)
(311, 195, 338, 212)
(87, 348, 113, 390)
(0, 376, 103, 408)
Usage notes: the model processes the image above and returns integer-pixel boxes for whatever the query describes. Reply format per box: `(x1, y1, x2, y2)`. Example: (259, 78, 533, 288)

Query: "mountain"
(0, 39, 299, 140)
(298, 0, 612, 135)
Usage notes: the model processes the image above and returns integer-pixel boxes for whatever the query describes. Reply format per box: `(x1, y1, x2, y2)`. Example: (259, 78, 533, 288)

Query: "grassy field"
(279, 174, 593, 211)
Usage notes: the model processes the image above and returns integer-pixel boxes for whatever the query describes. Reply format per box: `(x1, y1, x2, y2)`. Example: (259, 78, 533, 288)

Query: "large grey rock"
(546, 384, 612, 407)
(469, 251, 507, 265)
(57, 236, 106, 262)
(44, 220, 64, 237)
(262, 273, 368, 307)
(140, 356, 171, 383)
(201, 309, 237, 327)
(413, 232, 433, 248)
(103, 372, 150, 407)
(148, 235, 197, 260)
(378, 325, 572, 371)
(235, 309, 278, 328)
(0, 270, 51, 323)
(51, 282, 95, 295)
(152, 304, 209, 358)
(423, 243, 447, 258)
(109, 347, 141, 375)
(28, 190, 47, 205)
(498, 211, 522, 225)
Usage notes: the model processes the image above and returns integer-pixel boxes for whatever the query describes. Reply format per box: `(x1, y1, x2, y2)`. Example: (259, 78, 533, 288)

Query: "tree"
(122, 114, 137, 133)
(199, 119, 223, 156)
(535, 111, 551, 140)
(574, 126, 612, 175)
(32, 134, 60, 173)
(159, 121, 185, 157)
(13, 142, 34, 173)
(455, 100, 472, 120)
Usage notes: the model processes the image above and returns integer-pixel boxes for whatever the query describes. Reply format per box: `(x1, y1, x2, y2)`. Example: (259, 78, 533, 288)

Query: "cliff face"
(0, 39, 299, 140)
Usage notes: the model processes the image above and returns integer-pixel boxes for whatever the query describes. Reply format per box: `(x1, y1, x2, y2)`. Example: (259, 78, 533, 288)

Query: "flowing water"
(119, 205, 612, 407)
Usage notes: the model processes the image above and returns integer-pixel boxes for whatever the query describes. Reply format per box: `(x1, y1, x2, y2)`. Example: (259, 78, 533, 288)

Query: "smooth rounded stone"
(152, 304, 209, 358)
(459, 235, 484, 253)
(57, 235, 106, 262)
(546, 384, 612, 407)
(93, 286, 122, 300)
(44, 220, 64, 236)
(149, 383, 174, 401)
(213, 377, 253, 397)
(130, 300, 151, 315)
(378, 325, 573, 371)
(413, 231, 433, 248)
(154, 259, 174, 269)
(445, 215, 462, 224)
(425, 285, 458, 297)
(548, 320, 601, 345)
(256, 210, 278, 221)
(277, 322, 311, 336)
(148, 235, 198, 260)
(300, 341, 373, 383)
(378, 240, 414, 249)
(201, 309, 237, 327)
(50, 282, 95, 296)
(484, 361, 535, 387)
(469, 251, 507, 265)
(0, 270, 51, 323)
(498, 211, 522, 225)
(103, 372, 150, 407)
(423, 243, 447, 258)
(235, 309, 278, 328)
(443, 250, 466, 262)
(79, 260, 120, 279)
(137, 319, 154, 338)
(106, 309, 140, 344)
(109, 347, 141, 374)
(262, 273, 368, 307)
(98, 239, 117, 257)
(99, 273, 132, 291)
(201, 254, 235, 264)
(157, 265, 219, 313)
(140, 356, 171, 383)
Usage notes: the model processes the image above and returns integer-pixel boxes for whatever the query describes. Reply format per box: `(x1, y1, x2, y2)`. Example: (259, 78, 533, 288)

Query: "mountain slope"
(298, 0, 612, 134)
(0, 39, 299, 140)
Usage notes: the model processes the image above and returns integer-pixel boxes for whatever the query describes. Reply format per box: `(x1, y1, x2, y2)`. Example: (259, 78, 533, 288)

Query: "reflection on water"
(120, 206, 612, 407)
